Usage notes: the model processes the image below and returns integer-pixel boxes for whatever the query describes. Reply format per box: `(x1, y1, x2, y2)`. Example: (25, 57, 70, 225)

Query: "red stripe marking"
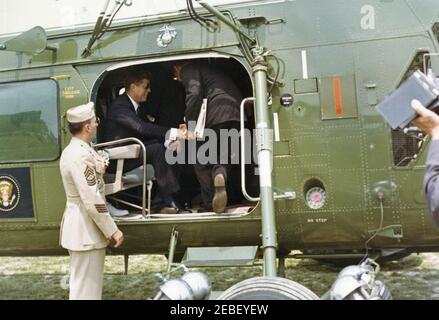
(333, 78, 343, 116)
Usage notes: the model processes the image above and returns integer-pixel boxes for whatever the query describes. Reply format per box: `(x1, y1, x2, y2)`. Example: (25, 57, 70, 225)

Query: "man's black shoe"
(182, 201, 193, 213)
(159, 198, 192, 214)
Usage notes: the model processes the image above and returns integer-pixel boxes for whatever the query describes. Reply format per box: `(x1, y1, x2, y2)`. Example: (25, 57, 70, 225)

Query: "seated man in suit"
(104, 68, 189, 213)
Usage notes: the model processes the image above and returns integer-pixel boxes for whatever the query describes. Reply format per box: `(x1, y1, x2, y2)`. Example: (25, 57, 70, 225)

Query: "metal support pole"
(166, 228, 179, 277)
(124, 254, 129, 275)
(252, 48, 278, 277)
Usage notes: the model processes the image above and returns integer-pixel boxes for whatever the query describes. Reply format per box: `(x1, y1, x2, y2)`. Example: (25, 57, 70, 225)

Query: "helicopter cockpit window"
(0, 79, 60, 163)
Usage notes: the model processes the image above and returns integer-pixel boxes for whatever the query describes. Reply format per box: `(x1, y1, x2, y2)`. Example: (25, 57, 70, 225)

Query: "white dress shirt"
(127, 94, 140, 114)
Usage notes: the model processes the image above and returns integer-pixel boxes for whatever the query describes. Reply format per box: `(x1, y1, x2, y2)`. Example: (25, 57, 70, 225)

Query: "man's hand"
(411, 99, 439, 140)
(176, 128, 187, 140)
(179, 123, 188, 134)
(98, 150, 110, 168)
(112, 230, 124, 248)
(176, 124, 196, 140)
(186, 130, 196, 140)
(167, 140, 182, 153)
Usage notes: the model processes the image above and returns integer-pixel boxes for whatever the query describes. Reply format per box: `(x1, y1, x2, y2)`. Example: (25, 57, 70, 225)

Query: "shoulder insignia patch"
(84, 166, 97, 186)
(95, 204, 108, 214)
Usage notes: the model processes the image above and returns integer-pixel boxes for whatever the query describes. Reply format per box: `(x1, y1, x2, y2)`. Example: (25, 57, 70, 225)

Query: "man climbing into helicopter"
(138, 64, 200, 211)
(173, 59, 243, 213)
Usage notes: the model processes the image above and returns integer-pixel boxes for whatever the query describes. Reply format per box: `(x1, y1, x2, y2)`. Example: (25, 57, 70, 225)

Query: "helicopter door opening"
(93, 56, 260, 220)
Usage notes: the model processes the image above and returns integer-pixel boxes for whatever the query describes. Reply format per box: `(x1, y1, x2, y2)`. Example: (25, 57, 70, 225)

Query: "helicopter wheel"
(218, 277, 319, 300)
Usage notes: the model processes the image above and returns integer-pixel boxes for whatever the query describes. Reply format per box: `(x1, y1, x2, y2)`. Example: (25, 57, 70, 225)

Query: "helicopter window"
(391, 128, 424, 167)
(0, 79, 60, 163)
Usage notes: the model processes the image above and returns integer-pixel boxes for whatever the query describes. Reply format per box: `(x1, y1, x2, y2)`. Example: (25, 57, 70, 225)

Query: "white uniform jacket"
(59, 137, 118, 251)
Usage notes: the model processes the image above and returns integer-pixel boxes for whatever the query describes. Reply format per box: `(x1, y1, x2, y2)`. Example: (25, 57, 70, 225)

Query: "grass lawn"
(1, 253, 439, 300)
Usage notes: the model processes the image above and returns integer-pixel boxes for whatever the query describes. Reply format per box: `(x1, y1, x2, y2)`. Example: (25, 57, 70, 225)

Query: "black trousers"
(194, 121, 241, 208)
(109, 142, 180, 197)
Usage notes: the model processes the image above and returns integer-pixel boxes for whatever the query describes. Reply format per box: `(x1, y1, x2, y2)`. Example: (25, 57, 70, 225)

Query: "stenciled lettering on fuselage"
(0, 168, 34, 219)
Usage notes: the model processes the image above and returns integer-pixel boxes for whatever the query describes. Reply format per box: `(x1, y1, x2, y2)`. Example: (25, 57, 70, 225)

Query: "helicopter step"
(181, 246, 260, 268)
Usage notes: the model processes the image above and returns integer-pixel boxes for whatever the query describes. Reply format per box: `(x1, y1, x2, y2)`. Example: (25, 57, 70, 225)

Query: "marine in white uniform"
(59, 102, 124, 300)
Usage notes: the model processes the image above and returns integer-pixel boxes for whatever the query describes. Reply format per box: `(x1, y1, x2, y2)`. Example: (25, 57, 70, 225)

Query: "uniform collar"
(71, 136, 91, 149)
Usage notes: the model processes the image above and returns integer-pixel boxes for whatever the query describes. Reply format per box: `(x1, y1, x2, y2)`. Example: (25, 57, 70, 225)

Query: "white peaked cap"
(66, 102, 96, 123)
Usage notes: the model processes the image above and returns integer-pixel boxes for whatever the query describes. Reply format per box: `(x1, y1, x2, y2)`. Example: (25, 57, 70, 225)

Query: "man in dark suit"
(412, 99, 439, 228)
(104, 69, 188, 212)
(138, 65, 200, 210)
(174, 60, 243, 213)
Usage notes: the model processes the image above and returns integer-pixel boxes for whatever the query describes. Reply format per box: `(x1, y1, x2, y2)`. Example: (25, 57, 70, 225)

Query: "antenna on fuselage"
(0, 26, 57, 55)
(81, 0, 132, 58)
